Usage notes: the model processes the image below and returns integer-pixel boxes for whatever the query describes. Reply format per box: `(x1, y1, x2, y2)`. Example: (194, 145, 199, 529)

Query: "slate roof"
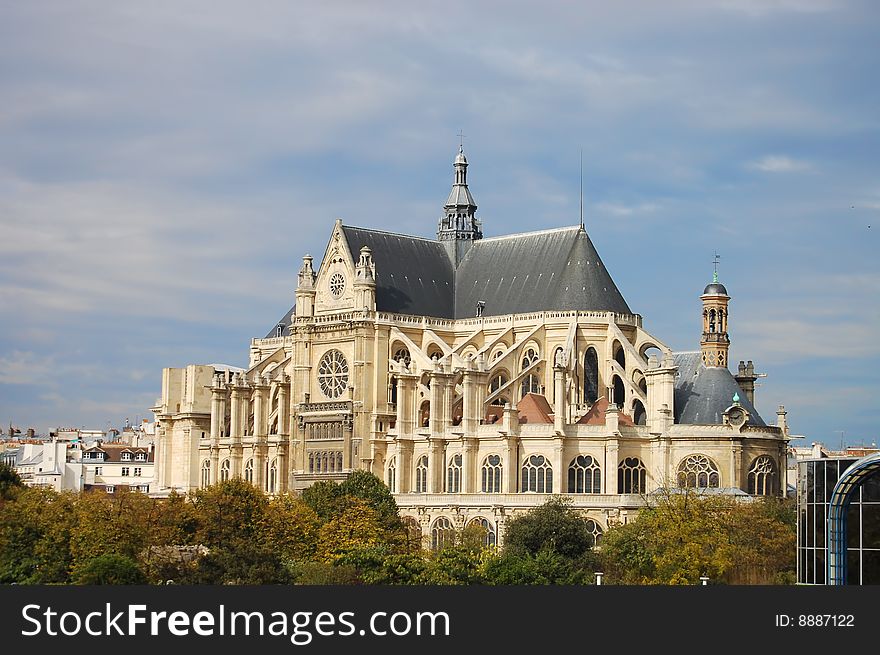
(672, 352, 765, 426)
(341, 226, 455, 317)
(455, 226, 631, 318)
(267, 223, 633, 335)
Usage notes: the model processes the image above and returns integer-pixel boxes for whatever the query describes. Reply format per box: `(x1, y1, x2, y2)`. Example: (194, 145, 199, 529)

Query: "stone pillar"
(503, 436, 519, 493)
(605, 403, 620, 433)
(396, 369, 420, 438)
(731, 439, 743, 490)
(229, 378, 243, 478)
(398, 438, 414, 493)
(462, 437, 478, 493)
(645, 352, 676, 435)
(461, 358, 489, 436)
(606, 439, 619, 495)
(552, 436, 565, 494)
(428, 437, 446, 493)
(553, 362, 566, 434)
(277, 377, 290, 493)
(209, 377, 224, 485)
(253, 377, 269, 490)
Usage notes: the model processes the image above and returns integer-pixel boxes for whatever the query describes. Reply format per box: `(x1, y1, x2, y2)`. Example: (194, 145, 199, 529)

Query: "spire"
(438, 141, 481, 266)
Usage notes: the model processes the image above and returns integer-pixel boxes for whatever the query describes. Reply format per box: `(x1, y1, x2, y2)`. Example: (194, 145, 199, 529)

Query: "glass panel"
(861, 472, 880, 502)
(846, 503, 860, 548)
(861, 549, 880, 585)
(846, 549, 860, 585)
(861, 503, 880, 549)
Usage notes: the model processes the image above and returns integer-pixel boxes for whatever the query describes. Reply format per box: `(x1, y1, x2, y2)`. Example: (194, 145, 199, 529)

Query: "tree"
(503, 497, 594, 559)
(316, 499, 386, 563)
(598, 489, 797, 585)
(71, 554, 145, 585)
(0, 462, 24, 501)
(259, 494, 320, 562)
(338, 470, 401, 529)
(189, 478, 268, 550)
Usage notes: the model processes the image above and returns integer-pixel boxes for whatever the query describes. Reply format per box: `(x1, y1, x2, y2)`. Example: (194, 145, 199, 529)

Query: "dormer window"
(135, 452, 146, 461)
(275, 324, 284, 338)
(121, 452, 132, 461)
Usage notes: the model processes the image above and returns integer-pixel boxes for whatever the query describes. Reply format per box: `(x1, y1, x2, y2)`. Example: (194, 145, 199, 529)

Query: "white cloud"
(747, 155, 814, 173)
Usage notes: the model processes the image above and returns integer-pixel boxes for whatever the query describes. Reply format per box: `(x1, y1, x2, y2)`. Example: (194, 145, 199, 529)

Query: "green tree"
(72, 554, 145, 585)
(503, 496, 594, 559)
(338, 470, 401, 529)
(0, 462, 24, 501)
(316, 498, 386, 563)
(259, 493, 321, 562)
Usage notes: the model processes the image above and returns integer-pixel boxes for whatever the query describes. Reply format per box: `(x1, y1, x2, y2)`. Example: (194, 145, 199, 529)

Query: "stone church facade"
(153, 146, 790, 548)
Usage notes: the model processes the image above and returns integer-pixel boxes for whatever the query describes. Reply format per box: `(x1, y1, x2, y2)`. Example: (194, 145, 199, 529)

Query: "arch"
(584, 519, 604, 547)
(426, 343, 445, 361)
(200, 459, 211, 488)
(490, 344, 507, 361)
(391, 344, 411, 367)
(419, 400, 430, 427)
(469, 517, 497, 548)
(709, 308, 717, 333)
(639, 342, 663, 362)
(677, 454, 720, 488)
(632, 400, 646, 426)
(268, 458, 278, 494)
(618, 457, 647, 494)
(220, 459, 230, 483)
(481, 454, 503, 493)
(612, 375, 625, 407)
(447, 453, 462, 493)
(415, 455, 429, 493)
(521, 454, 553, 493)
(520, 346, 539, 370)
(488, 370, 510, 406)
(431, 517, 455, 551)
(386, 456, 397, 493)
(244, 458, 254, 484)
(827, 453, 880, 585)
(747, 455, 777, 496)
(389, 375, 398, 404)
(613, 340, 625, 370)
(583, 347, 599, 404)
(568, 455, 601, 493)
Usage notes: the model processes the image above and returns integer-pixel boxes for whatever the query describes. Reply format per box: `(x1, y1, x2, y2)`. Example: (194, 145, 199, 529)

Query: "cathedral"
(152, 146, 791, 548)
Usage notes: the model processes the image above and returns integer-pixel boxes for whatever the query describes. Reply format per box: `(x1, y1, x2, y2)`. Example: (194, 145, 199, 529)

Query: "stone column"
(461, 359, 489, 437)
(229, 377, 243, 478)
(553, 362, 566, 434)
(606, 439, 619, 495)
(396, 369, 420, 438)
(209, 377, 224, 485)
(552, 436, 565, 494)
(428, 437, 446, 494)
(503, 435, 519, 493)
(253, 377, 269, 491)
(429, 364, 454, 438)
(398, 438, 414, 493)
(462, 437, 478, 493)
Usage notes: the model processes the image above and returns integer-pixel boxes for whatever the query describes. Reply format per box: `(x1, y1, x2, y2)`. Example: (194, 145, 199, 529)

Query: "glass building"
(797, 457, 880, 584)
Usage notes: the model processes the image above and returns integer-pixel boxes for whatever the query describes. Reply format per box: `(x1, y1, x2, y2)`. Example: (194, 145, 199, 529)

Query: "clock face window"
(329, 272, 346, 298)
(318, 349, 349, 399)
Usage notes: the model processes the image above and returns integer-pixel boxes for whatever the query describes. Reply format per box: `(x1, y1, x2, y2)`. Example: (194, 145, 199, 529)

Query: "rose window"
(318, 349, 349, 398)
(329, 272, 346, 298)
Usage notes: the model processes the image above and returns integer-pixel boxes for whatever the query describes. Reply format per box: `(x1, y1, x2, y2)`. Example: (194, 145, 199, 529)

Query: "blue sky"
(1, 1, 877, 447)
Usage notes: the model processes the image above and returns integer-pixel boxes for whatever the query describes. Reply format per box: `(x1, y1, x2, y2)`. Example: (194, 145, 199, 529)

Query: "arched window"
(220, 459, 230, 483)
(201, 460, 211, 488)
(613, 341, 626, 370)
(386, 456, 397, 493)
(488, 372, 509, 406)
(568, 455, 601, 493)
(419, 401, 430, 427)
(718, 309, 725, 333)
(584, 347, 599, 405)
(393, 346, 411, 367)
(632, 400, 646, 426)
(268, 458, 277, 494)
(521, 347, 539, 370)
(431, 517, 455, 551)
(520, 373, 541, 398)
(415, 455, 429, 493)
(618, 457, 647, 494)
(677, 454, 720, 488)
(308, 452, 315, 473)
(584, 519, 604, 547)
(612, 375, 625, 407)
(447, 453, 462, 493)
(329, 451, 336, 472)
(244, 459, 254, 484)
(521, 454, 553, 493)
(482, 454, 503, 493)
(747, 456, 777, 496)
(709, 309, 716, 333)
(469, 517, 497, 548)
(389, 375, 398, 405)
(337, 452, 343, 471)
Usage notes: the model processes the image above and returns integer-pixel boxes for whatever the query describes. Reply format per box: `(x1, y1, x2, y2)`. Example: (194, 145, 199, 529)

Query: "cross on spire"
(712, 251, 721, 283)
(457, 129, 466, 150)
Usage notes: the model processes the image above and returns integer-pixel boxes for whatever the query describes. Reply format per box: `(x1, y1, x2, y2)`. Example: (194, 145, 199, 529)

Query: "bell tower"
(700, 261, 730, 368)
(437, 143, 482, 266)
